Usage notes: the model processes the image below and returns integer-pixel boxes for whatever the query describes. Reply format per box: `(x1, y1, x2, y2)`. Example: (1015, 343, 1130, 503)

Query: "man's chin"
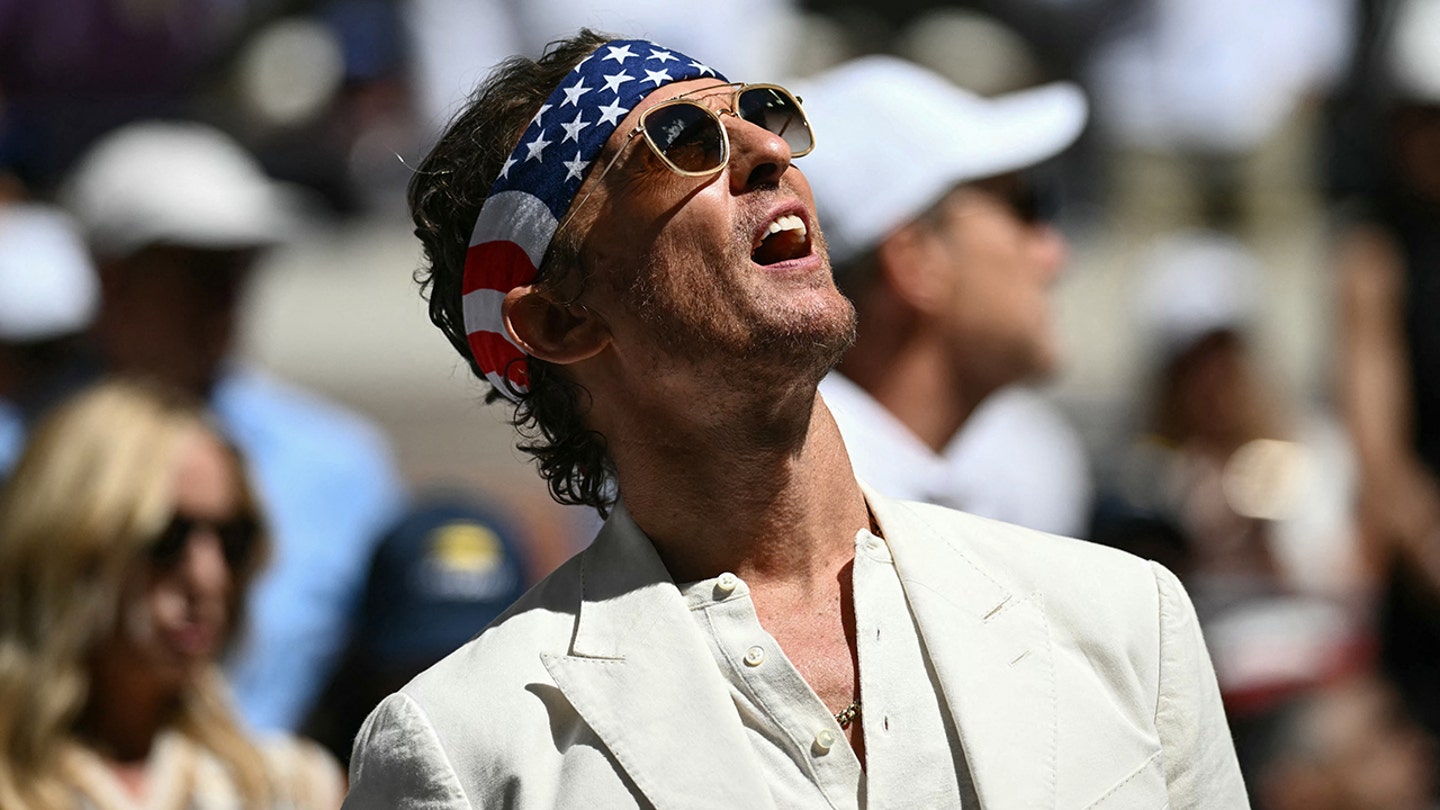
(748, 296, 857, 381)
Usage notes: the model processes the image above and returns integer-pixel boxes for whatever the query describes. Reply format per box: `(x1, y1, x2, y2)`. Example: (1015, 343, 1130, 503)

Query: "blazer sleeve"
(343, 692, 473, 810)
(1150, 562, 1251, 809)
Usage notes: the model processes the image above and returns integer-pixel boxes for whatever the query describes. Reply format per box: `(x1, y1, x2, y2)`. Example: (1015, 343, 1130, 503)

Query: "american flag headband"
(460, 40, 727, 401)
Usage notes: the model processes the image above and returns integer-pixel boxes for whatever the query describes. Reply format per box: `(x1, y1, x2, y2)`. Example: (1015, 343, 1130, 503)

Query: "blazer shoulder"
(888, 497, 1157, 590)
(880, 496, 1169, 650)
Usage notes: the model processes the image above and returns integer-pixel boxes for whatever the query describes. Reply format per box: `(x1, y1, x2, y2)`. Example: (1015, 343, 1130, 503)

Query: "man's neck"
(606, 387, 869, 588)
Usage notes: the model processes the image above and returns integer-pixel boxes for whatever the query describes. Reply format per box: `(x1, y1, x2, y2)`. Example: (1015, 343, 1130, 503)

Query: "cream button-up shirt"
(679, 529, 978, 809)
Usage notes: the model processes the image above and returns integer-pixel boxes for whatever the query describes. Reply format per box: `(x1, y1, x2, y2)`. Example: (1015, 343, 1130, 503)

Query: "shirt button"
(715, 572, 739, 595)
(813, 729, 836, 754)
(743, 645, 765, 666)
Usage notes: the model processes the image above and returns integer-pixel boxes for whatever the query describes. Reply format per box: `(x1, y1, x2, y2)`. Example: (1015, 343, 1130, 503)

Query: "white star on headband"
(603, 44, 637, 64)
(498, 155, 517, 179)
(530, 103, 552, 127)
(688, 60, 714, 76)
(524, 132, 552, 162)
(601, 70, 634, 95)
(596, 99, 629, 126)
(649, 49, 677, 63)
(561, 79, 593, 107)
(560, 112, 591, 144)
(562, 152, 589, 181)
(643, 68, 672, 87)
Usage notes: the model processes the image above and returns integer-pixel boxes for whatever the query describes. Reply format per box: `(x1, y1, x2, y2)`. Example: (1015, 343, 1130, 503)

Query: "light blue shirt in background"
(213, 367, 406, 732)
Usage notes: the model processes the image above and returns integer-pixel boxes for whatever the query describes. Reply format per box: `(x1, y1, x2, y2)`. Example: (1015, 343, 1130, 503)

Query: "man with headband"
(344, 31, 1246, 809)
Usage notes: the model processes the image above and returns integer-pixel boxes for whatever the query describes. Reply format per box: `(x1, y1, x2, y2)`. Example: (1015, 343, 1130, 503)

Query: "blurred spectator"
(1334, 0, 1440, 748)
(0, 378, 342, 809)
(0, 203, 98, 475)
(303, 495, 529, 765)
(1121, 230, 1365, 604)
(27, 120, 407, 733)
(1248, 676, 1435, 810)
(1103, 229, 1368, 714)
(797, 55, 1093, 536)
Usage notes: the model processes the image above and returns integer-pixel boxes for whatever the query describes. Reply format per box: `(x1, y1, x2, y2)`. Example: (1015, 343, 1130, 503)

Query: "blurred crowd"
(2, 0, 1440, 807)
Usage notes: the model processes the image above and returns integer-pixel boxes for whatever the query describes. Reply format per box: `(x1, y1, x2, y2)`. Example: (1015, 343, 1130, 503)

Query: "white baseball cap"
(60, 121, 298, 260)
(0, 204, 99, 341)
(793, 55, 1087, 265)
(1133, 229, 1263, 361)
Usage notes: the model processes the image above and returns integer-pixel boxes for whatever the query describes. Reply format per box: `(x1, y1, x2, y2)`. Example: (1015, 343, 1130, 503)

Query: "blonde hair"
(0, 378, 273, 809)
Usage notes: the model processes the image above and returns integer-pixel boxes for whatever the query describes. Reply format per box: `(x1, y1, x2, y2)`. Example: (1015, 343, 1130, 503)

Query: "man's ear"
(875, 223, 951, 315)
(502, 285, 610, 365)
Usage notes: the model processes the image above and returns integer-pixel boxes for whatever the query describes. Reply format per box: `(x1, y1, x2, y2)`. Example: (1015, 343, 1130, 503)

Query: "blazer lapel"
(541, 503, 776, 810)
(869, 489, 1058, 810)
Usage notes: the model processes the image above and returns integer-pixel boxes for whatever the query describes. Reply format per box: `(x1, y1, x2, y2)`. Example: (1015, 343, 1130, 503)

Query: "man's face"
(98, 246, 255, 397)
(569, 79, 856, 394)
(923, 174, 1067, 390)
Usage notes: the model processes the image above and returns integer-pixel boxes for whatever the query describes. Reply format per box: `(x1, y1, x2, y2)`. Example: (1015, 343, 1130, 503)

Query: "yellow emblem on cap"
(431, 523, 503, 573)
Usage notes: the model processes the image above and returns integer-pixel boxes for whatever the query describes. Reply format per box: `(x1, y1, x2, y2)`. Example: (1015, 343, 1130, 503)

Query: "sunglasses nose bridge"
(167, 527, 234, 592)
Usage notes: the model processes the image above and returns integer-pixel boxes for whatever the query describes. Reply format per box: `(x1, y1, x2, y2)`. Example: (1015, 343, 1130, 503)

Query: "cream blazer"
(344, 489, 1249, 809)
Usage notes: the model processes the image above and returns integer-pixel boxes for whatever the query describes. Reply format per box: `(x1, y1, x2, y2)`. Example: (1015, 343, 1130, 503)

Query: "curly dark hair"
(408, 29, 617, 514)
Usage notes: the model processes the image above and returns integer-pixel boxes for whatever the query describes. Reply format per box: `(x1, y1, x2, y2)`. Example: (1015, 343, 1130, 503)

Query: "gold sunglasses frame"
(558, 82, 814, 233)
(632, 81, 815, 176)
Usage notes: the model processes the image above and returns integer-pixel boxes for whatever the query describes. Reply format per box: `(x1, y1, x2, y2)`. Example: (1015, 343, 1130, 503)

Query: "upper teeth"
(766, 214, 807, 238)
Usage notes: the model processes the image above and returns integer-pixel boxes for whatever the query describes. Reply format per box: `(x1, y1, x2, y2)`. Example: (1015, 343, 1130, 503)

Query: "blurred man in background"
(34, 120, 408, 733)
(797, 56, 1092, 537)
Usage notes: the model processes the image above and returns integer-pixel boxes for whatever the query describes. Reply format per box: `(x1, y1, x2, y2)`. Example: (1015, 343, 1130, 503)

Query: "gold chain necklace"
(834, 699, 861, 729)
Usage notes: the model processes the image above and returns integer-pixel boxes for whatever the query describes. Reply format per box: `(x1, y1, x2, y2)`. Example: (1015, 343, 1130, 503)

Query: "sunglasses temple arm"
(556, 135, 634, 234)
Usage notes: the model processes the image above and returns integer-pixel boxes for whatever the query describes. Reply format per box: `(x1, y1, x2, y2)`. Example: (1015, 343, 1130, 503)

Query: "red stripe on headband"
(462, 240, 540, 296)
(467, 330, 529, 390)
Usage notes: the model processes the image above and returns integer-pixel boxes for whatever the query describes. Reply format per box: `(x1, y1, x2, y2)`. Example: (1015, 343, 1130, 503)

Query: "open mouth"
(751, 213, 811, 265)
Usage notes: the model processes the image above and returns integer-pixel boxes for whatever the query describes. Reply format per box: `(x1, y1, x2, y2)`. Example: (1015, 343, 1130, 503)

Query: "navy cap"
(357, 497, 529, 670)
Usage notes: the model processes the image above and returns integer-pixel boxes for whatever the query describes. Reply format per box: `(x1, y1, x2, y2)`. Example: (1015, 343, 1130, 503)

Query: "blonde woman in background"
(0, 379, 343, 809)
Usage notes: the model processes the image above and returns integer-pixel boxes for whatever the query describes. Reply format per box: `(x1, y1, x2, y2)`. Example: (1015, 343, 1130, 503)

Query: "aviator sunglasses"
(563, 82, 815, 227)
(147, 513, 259, 571)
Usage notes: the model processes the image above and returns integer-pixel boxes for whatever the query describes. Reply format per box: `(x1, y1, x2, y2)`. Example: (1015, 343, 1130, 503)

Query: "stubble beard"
(618, 225, 857, 391)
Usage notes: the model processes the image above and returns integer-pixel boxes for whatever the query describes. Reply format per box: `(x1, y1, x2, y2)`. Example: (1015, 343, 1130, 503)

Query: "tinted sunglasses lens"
(645, 103, 725, 173)
(217, 518, 258, 569)
(1012, 183, 1055, 224)
(737, 87, 812, 155)
(146, 515, 257, 569)
(148, 516, 193, 566)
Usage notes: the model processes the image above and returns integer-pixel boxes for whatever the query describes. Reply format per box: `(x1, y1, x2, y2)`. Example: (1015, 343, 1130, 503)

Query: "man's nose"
(725, 115, 791, 191)
(1030, 223, 1069, 282)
